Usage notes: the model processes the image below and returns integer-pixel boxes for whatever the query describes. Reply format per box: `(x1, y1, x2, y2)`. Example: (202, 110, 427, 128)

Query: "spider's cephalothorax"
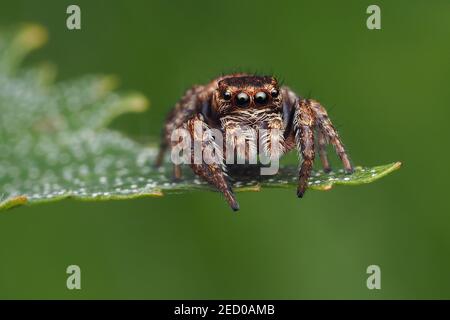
(156, 74, 353, 211)
(214, 75, 285, 162)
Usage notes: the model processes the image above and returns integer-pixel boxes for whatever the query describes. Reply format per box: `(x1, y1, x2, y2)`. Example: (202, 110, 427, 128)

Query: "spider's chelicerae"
(156, 74, 353, 211)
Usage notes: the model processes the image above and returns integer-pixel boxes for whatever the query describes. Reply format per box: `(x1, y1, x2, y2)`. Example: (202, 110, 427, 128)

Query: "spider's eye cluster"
(254, 91, 268, 105)
(236, 92, 250, 107)
(223, 91, 232, 100)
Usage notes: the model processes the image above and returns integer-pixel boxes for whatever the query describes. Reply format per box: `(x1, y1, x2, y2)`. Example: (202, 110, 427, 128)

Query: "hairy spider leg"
(186, 115, 239, 211)
(307, 99, 353, 174)
(293, 100, 316, 198)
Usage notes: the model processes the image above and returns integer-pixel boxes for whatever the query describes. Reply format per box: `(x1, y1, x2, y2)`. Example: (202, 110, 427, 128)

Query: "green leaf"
(0, 25, 401, 212)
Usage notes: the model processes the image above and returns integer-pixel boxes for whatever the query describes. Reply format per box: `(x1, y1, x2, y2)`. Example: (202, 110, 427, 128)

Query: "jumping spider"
(156, 74, 353, 211)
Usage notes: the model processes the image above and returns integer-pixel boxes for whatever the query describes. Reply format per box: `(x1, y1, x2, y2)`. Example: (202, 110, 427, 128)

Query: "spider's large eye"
(270, 88, 279, 98)
(236, 92, 250, 107)
(254, 91, 268, 105)
(223, 91, 232, 100)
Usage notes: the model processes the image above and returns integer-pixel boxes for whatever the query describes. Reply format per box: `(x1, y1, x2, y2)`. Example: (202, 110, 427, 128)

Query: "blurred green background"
(0, 0, 449, 299)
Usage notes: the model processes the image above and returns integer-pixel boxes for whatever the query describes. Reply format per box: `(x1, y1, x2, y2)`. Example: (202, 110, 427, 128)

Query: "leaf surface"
(0, 25, 401, 211)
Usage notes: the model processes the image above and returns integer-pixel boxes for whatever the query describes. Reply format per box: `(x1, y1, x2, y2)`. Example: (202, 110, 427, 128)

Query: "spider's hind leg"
(155, 141, 167, 168)
(317, 129, 332, 173)
(154, 85, 203, 168)
(308, 99, 353, 174)
(154, 142, 183, 180)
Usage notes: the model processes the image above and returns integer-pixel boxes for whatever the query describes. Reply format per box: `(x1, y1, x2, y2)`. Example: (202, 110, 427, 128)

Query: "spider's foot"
(323, 167, 332, 174)
(225, 190, 240, 212)
(296, 187, 306, 198)
(344, 167, 354, 175)
(230, 202, 240, 212)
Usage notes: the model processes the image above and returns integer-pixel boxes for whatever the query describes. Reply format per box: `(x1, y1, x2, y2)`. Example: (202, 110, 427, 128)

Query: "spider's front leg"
(294, 100, 316, 198)
(185, 114, 239, 211)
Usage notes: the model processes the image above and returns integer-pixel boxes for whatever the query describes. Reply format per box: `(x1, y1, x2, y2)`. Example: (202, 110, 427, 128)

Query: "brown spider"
(156, 74, 353, 211)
